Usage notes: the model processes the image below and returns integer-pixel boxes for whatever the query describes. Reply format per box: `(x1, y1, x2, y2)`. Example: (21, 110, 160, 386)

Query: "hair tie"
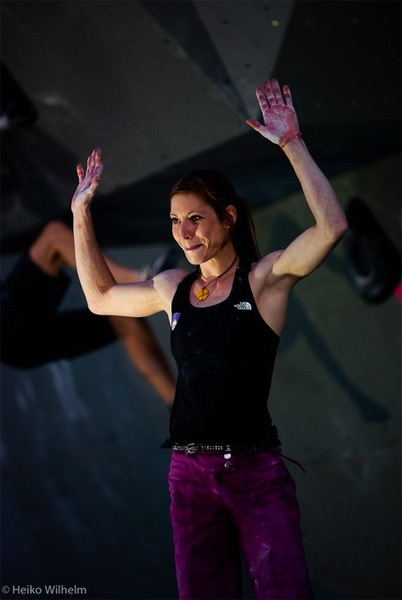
(280, 132, 302, 149)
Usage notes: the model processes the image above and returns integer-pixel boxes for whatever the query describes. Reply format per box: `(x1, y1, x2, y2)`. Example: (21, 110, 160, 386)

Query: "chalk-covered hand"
(246, 79, 300, 148)
(71, 148, 103, 210)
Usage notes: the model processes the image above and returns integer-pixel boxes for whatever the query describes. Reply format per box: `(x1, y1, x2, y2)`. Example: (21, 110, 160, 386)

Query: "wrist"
(280, 131, 302, 149)
(71, 203, 92, 217)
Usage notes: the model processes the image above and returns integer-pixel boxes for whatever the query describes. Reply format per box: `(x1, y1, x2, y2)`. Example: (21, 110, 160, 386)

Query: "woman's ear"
(226, 204, 237, 225)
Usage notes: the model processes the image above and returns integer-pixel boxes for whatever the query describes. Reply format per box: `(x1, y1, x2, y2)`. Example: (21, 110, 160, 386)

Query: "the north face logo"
(234, 301, 252, 310)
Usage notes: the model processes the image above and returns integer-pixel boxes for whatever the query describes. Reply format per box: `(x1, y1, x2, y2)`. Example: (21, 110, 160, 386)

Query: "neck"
(199, 253, 238, 282)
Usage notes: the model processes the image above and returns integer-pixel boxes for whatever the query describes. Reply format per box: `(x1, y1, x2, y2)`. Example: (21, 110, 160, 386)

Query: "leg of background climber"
(2, 220, 177, 405)
(29, 220, 144, 282)
(109, 315, 175, 406)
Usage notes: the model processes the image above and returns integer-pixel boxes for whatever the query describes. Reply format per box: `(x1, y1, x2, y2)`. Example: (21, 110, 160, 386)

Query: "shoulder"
(152, 268, 192, 313)
(153, 267, 191, 292)
(248, 251, 299, 335)
(249, 251, 284, 283)
(249, 250, 299, 295)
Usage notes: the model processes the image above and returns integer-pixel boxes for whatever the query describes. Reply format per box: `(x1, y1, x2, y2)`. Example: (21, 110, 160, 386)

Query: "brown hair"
(170, 169, 261, 263)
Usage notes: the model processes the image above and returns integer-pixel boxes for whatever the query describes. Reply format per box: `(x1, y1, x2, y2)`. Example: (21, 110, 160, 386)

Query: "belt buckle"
(224, 444, 232, 459)
(186, 443, 198, 455)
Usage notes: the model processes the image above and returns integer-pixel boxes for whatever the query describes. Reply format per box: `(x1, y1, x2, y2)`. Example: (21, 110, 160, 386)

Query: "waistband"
(170, 443, 306, 472)
(171, 442, 275, 455)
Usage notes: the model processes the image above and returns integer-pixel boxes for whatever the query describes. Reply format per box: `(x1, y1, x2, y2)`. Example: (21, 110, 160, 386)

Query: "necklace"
(195, 255, 238, 301)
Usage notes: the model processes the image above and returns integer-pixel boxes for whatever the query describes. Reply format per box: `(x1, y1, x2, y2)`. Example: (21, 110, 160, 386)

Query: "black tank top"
(164, 262, 280, 446)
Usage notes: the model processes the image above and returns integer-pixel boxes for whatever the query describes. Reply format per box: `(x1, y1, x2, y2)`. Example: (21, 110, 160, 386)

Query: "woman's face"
(170, 192, 231, 265)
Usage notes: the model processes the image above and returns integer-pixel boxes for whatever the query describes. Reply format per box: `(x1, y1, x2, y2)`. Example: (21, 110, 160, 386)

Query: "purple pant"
(168, 448, 314, 600)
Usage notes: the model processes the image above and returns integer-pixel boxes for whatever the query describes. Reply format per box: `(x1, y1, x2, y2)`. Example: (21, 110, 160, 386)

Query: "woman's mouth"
(183, 244, 202, 252)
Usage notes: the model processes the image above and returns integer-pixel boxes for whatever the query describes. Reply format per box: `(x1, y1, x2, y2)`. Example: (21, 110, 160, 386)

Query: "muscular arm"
(247, 79, 348, 281)
(274, 136, 348, 278)
(71, 149, 171, 318)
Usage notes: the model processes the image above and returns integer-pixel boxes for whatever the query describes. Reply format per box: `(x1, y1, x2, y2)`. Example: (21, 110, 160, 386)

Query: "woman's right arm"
(71, 148, 169, 318)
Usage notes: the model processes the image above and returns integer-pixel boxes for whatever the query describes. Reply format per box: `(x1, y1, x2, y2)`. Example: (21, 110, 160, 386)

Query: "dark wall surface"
(1, 1, 401, 598)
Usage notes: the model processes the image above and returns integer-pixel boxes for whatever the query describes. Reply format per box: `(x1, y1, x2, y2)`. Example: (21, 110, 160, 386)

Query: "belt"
(171, 443, 306, 473)
(171, 442, 267, 455)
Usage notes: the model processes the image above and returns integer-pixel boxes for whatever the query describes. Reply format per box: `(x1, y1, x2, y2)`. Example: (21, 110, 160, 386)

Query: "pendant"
(196, 286, 209, 301)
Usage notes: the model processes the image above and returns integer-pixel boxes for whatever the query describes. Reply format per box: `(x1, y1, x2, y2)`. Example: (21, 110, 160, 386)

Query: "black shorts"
(1, 255, 116, 368)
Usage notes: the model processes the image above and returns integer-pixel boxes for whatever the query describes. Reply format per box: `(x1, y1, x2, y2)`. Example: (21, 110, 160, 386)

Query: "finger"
(263, 79, 276, 106)
(271, 79, 285, 105)
(246, 118, 265, 134)
(94, 163, 103, 178)
(93, 148, 103, 173)
(76, 164, 84, 182)
(87, 148, 98, 171)
(283, 84, 293, 107)
(91, 175, 101, 190)
(255, 87, 269, 113)
(90, 149, 98, 171)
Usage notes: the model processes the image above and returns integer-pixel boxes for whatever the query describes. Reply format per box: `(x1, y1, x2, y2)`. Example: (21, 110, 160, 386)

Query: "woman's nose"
(180, 223, 193, 239)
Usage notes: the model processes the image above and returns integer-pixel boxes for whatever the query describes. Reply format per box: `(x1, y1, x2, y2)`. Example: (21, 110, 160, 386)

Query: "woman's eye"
(171, 218, 179, 225)
(190, 215, 201, 222)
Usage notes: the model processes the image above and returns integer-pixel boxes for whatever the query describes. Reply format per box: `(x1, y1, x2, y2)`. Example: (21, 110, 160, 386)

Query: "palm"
(260, 104, 298, 143)
(246, 79, 299, 145)
(72, 148, 103, 208)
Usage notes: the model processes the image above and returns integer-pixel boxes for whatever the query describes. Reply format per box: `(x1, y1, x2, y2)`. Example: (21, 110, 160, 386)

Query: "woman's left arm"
(247, 79, 348, 279)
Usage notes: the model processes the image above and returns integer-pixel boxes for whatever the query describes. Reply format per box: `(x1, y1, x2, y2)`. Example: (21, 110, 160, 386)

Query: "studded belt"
(170, 443, 306, 473)
(171, 442, 265, 455)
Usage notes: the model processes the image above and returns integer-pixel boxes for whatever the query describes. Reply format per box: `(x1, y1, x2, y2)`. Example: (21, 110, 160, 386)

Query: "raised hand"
(246, 79, 300, 147)
(71, 148, 103, 210)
